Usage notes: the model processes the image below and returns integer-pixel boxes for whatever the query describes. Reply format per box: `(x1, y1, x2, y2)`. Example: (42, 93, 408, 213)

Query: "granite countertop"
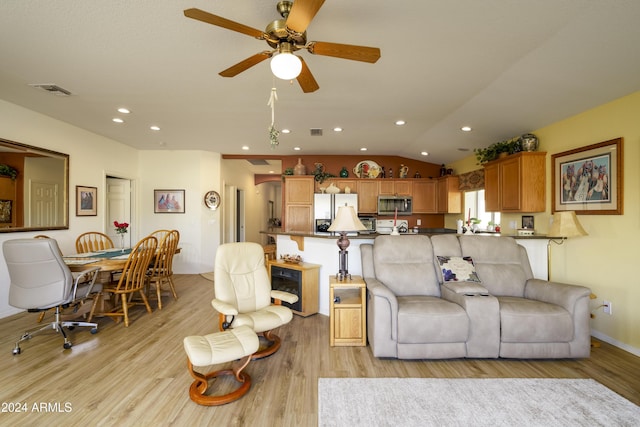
(261, 229, 557, 239)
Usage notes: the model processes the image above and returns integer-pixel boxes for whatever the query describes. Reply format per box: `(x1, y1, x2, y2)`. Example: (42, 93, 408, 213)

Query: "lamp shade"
(270, 43, 302, 80)
(548, 211, 588, 238)
(328, 206, 366, 232)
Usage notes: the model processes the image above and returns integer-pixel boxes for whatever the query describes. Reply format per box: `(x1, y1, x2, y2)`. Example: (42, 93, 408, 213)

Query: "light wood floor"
(1, 274, 638, 426)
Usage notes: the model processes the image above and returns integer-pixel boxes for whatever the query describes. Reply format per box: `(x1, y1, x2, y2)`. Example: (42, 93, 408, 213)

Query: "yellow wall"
(448, 90, 640, 353)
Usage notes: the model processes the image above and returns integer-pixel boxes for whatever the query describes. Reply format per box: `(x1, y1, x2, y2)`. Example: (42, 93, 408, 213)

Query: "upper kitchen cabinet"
(436, 176, 462, 214)
(379, 180, 412, 196)
(357, 180, 379, 214)
(412, 180, 437, 213)
(483, 152, 546, 213)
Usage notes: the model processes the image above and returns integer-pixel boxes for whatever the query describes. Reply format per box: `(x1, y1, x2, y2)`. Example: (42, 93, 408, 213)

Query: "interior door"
(106, 177, 131, 248)
(29, 181, 58, 227)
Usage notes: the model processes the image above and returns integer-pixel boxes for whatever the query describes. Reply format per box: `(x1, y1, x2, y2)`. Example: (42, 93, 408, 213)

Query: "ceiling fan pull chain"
(267, 87, 279, 149)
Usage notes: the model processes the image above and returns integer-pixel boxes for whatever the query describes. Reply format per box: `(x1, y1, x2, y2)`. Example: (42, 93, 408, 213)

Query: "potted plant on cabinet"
(474, 137, 521, 164)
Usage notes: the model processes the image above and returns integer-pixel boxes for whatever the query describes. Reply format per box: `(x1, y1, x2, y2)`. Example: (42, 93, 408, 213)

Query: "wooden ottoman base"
(187, 355, 252, 406)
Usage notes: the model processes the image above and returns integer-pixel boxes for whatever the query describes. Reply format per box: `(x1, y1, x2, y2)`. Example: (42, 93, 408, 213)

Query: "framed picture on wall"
(154, 189, 185, 214)
(552, 138, 623, 215)
(76, 186, 97, 216)
(0, 200, 12, 223)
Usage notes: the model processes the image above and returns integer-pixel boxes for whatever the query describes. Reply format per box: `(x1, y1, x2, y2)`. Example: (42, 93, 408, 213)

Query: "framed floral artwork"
(552, 138, 623, 215)
(76, 186, 97, 216)
(0, 200, 12, 223)
(154, 189, 185, 214)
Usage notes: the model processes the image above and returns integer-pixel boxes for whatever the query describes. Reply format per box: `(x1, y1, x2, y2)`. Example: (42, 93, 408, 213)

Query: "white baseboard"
(592, 330, 640, 357)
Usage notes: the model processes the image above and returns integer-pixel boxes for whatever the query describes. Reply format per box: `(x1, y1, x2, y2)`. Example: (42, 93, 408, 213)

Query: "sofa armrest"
(525, 279, 591, 314)
(442, 281, 489, 296)
(441, 286, 500, 358)
(364, 277, 399, 341)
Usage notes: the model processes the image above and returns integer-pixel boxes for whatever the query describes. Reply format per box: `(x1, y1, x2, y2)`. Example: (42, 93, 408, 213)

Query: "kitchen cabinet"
(437, 176, 462, 213)
(412, 180, 437, 213)
(378, 180, 412, 196)
(357, 180, 379, 214)
(284, 176, 314, 232)
(483, 152, 546, 213)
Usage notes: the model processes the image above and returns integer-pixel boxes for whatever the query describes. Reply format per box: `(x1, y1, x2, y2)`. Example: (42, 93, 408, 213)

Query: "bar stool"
(183, 325, 259, 406)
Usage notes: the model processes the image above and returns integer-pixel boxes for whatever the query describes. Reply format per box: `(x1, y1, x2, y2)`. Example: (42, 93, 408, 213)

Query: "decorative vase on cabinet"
(293, 158, 306, 175)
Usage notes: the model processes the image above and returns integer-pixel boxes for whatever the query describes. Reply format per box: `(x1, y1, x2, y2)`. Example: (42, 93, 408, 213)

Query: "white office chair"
(3, 238, 101, 355)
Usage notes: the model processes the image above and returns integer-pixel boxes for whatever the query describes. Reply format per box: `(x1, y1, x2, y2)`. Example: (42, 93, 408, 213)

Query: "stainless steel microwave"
(358, 217, 376, 234)
(377, 196, 412, 216)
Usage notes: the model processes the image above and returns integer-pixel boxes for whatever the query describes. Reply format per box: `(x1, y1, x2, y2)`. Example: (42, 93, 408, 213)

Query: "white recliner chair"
(212, 242, 298, 359)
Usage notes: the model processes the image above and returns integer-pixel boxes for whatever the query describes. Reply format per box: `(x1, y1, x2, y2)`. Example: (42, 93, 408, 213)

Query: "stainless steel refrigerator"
(314, 193, 358, 233)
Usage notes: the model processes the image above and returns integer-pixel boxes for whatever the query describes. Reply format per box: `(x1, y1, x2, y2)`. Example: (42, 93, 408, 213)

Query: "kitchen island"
(261, 230, 553, 316)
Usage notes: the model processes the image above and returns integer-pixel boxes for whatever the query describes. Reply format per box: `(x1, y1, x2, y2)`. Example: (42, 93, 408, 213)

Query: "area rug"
(318, 378, 639, 426)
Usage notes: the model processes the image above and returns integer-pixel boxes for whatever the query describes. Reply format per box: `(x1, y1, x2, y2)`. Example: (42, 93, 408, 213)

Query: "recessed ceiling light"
(150, 125, 160, 131)
(241, 146, 249, 151)
(269, 170, 275, 174)
(395, 120, 406, 126)
(333, 127, 343, 132)
(360, 147, 367, 151)
(293, 147, 301, 151)
(117, 108, 130, 114)
(421, 151, 429, 156)
(281, 129, 291, 134)
(112, 118, 124, 123)
(461, 126, 472, 132)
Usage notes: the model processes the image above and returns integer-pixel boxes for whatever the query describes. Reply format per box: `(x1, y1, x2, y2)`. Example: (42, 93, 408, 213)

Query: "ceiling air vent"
(28, 84, 73, 96)
(247, 159, 270, 166)
(310, 128, 323, 136)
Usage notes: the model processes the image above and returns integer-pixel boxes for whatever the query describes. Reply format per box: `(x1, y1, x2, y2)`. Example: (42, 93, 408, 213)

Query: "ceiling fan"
(184, 0, 381, 93)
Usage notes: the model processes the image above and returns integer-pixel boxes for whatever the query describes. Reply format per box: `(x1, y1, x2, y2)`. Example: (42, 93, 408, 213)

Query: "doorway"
(223, 184, 245, 243)
(105, 176, 132, 248)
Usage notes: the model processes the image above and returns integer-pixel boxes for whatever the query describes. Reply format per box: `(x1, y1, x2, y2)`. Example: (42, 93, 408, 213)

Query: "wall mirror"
(0, 137, 69, 232)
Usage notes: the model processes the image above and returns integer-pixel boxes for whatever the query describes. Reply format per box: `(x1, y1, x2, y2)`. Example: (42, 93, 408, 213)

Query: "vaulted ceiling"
(1, 1, 639, 172)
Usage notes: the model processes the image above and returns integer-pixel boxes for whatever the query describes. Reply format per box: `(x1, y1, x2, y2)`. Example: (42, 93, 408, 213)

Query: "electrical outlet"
(509, 220, 517, 229)
(603, 300, 612, 315)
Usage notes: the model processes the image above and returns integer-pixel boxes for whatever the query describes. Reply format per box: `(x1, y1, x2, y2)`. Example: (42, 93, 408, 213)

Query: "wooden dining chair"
(76, 232, 114, 253)
(146, 230, 179, 309)
(149, 229, 171, 242)
(88, 236, 158, 327)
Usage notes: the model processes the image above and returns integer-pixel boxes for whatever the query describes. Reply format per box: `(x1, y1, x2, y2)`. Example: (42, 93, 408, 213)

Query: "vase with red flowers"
(114, 221, 129, 252)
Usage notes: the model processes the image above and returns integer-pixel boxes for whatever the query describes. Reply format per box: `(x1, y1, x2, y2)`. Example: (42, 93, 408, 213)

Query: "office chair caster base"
(63, 341, 72, 350)
(12, 346, 21, 355)
(91, 328, 98, 334)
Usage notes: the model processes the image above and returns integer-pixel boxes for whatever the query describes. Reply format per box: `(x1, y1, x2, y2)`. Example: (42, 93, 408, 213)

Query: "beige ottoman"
(183, 325, 259, 406)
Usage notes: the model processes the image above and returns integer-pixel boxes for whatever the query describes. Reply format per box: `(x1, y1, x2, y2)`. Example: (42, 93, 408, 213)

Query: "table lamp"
(547, 211, 587, 280)
(328, 205, 366, 281)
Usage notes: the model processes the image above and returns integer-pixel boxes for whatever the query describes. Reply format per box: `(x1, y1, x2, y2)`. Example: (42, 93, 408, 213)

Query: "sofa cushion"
(459, 236, 531, 297)
(373, 235, 440, 297)
(498, 296, 574, 343)
(397, 296, 469, 343)
(436, 256, 481, 283)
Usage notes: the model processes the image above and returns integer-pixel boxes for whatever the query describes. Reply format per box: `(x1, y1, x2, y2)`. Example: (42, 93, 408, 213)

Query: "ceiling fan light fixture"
(270, 43, 302, 80)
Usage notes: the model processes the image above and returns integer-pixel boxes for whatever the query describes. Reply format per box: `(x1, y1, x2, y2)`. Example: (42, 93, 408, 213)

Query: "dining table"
(64, 248, 133, 273)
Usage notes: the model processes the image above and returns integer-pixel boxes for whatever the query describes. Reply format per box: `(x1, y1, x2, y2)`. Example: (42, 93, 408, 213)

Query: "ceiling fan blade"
(296, 57, 319, 93)
(219, 52, 271, 77)
(184, 8, 265, 39)
(286, 0, 325, 34)
(309, 41, 381, 63)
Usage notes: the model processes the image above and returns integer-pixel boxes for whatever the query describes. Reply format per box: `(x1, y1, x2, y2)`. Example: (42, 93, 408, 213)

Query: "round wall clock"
(204, 190, 221, 210)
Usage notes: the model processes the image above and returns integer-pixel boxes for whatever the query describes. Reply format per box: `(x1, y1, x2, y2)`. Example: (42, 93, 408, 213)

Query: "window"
(464, 190, 500, 230)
